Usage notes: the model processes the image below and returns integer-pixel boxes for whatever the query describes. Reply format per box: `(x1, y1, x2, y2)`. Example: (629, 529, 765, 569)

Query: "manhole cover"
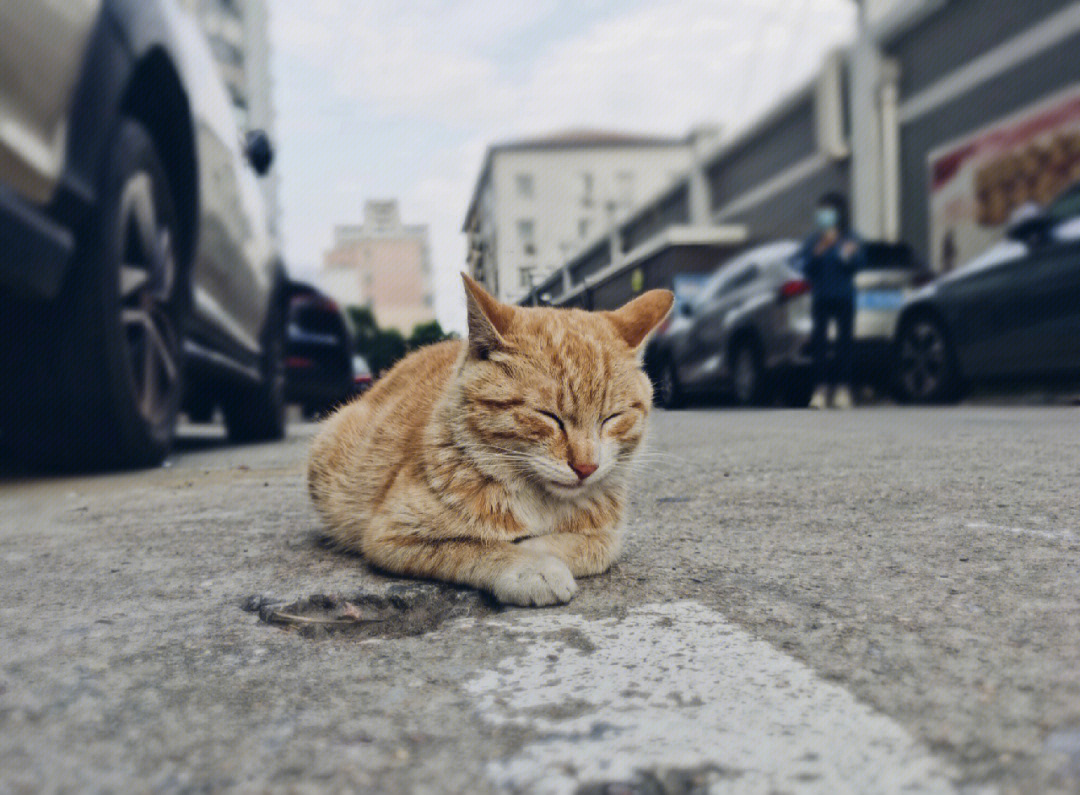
(576, 764, 740, 795)
(243, 583, 491, 639)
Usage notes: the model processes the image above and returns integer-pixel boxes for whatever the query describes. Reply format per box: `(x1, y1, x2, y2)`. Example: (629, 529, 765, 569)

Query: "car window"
(696, 242, 798, 308)
(1046, 182, 1080, 223)
(726, 265, 759, 292)
(697, 260, 741, 306)
(701, 264, 758, 303)
(292, 303, 345, 338)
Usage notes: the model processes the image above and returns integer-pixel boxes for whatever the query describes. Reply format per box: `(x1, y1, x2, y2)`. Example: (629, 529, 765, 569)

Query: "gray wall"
(621, 183, 690, 252)
(722, 163, 851, 247)
(886, 0, 1077, 99)
(707, 93, 818, 210)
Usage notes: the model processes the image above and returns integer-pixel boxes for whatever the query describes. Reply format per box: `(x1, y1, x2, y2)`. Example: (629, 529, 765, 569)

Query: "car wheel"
(731, 343, 765, 407)
(222, 309, 287, 442)
(5, 119, 184, 469)
(655, 361, 684, 409)
(895, 316, 959, 403)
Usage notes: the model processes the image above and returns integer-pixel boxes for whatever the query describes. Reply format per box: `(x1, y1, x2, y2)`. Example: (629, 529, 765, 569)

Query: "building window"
(580, 172, 594, 206)
(515, 173, 534, 198)
(578, 218, 589, 239)
(519, 266, 535, 288)
(517, 219, 535, 255)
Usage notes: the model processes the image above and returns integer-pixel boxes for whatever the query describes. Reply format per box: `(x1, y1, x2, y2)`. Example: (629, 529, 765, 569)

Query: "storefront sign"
(927, 84, 1080, 272)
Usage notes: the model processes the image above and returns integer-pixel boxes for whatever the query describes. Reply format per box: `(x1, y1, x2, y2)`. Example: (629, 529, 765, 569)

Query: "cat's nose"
(571, 462, 598, 481)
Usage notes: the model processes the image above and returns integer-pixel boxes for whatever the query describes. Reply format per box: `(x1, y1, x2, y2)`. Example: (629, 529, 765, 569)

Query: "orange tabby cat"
(307, 274, 672, 606)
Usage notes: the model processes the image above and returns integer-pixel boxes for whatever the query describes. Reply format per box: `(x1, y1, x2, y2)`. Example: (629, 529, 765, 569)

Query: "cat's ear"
(461, 272, 515, 358)
(604, 289, 674, 351)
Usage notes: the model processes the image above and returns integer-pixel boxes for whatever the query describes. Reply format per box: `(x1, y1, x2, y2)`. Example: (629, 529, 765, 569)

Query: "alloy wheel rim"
(117, 173, 180, 426)
(900, 321, 946, 399)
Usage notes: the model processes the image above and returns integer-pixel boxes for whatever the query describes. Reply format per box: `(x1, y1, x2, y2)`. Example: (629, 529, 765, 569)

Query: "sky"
(268, 0, 859, 333)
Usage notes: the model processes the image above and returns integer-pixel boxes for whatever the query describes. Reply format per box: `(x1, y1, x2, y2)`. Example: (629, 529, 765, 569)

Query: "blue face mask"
(815, 207, 839, 230)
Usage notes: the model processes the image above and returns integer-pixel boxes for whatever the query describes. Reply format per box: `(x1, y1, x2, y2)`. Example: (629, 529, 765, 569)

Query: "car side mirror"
(244, 130, 274, 175)
(1005, 203, 1049, 246)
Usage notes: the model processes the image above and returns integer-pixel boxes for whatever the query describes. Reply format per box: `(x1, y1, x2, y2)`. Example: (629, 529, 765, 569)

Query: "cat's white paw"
(491, 554, 577, 606)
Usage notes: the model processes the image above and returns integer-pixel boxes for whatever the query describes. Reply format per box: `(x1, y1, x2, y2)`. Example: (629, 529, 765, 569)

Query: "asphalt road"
(1, 406, 1078, 794)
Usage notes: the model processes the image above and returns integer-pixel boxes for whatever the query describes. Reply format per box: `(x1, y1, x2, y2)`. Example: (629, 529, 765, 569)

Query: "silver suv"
(646, 241, 814, 408)
(0, 0, 286, 468)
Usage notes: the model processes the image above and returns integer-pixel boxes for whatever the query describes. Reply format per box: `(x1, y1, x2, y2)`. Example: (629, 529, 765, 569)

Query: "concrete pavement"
(1, 406, 1078, 793)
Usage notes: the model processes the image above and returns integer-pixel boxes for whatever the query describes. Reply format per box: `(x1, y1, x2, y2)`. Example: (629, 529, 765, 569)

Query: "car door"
(1039, 197, 1080, 371)
(954, 233, 1080, 377)
(0, 0, 102, 204)
(938, 241, 1030, 377)
(683, 263, 758, 387)
(671, 265, 735, 388)
(1026, 229, 1080, 373)
(175, 13, 264, 361)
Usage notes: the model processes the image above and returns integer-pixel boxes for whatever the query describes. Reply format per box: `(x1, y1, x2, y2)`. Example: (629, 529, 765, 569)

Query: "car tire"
(222, 308, 287, 443)
(3, 119, 185, 469)
(655, 361, 684, 409)
(731, 342, 766, 407)
(895, 316, 961, 404)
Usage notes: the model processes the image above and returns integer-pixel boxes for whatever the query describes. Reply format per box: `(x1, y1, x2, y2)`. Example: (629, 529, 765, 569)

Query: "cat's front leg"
(489, 550, 577, 606)
(363, 519, 576, 606)
(516, 526, 621, 578)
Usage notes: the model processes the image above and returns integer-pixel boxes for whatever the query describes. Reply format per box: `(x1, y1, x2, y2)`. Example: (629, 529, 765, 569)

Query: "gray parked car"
(646, 241, 815, 408)
(0, 0, 287, 468)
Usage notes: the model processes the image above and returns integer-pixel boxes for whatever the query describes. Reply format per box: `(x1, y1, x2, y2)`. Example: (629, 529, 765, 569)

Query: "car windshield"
(1045, 182, 1080, 223)
(697, 241, 797, 308)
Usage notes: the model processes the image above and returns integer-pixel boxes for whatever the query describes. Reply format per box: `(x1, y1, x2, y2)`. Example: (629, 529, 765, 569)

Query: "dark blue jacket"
(793, 232, 865, 301)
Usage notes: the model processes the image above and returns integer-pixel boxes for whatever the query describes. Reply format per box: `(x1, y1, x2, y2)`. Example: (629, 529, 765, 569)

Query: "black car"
(0, 1, 286, 468)
(284, 284, 355, 418)
(893, 182, 1080, 402)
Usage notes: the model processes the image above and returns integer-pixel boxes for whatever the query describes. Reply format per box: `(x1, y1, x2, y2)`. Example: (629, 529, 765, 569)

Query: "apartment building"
(463, 129, 715, 304)
(321, 201, 434, 333)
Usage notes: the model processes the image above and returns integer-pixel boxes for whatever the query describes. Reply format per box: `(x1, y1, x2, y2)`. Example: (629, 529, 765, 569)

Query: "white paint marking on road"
(965, 521, 1079, 544)
(465, 601, 958, 794)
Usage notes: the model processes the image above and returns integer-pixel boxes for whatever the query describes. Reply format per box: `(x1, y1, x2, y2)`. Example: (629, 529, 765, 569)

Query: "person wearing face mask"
(793, 192, 865, 409)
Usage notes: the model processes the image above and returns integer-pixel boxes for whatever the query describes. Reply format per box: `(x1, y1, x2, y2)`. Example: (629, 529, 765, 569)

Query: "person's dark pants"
(810, 296, 854, 388)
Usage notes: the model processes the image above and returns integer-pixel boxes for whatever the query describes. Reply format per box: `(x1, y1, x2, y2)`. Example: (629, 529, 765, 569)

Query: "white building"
(179, 0, 278, 237)
(463, 129, 715, 304)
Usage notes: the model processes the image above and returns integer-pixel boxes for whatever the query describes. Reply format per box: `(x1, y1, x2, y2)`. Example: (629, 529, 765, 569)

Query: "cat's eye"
(601, 412, 623, 427)
(537, 410, 565, 431)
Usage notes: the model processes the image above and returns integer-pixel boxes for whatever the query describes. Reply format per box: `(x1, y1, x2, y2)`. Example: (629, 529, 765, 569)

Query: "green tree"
(407, 320, 450, 350)
(366, 328, 408, 376)
(345, 305, 379, 356)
